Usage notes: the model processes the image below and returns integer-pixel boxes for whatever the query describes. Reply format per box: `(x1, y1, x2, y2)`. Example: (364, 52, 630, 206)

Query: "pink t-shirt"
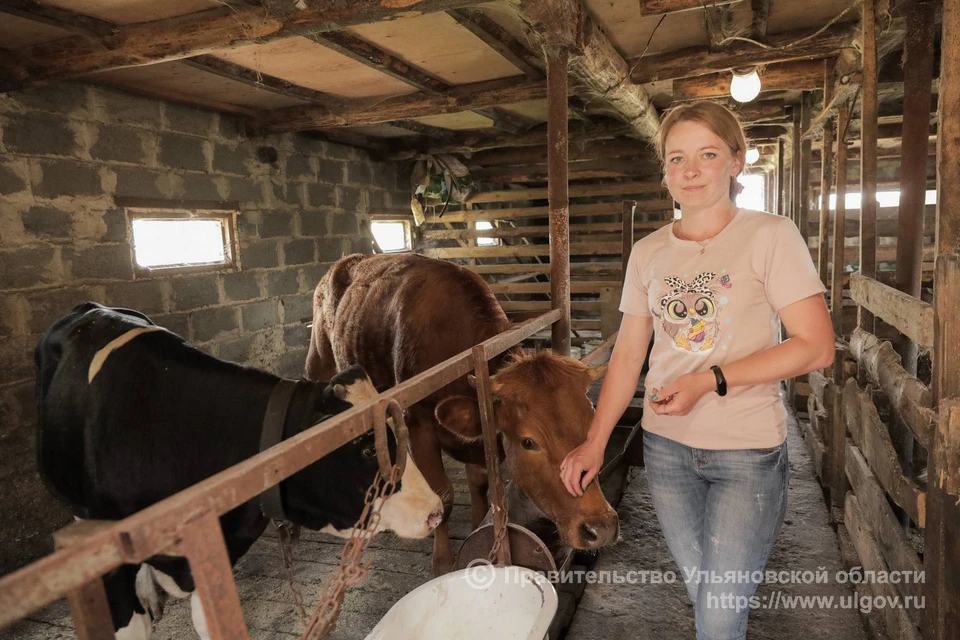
(619, 208, 827, 449)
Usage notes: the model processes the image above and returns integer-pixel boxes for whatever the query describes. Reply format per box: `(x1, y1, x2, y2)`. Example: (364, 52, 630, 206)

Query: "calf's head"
(435, 352, 619, 550)
(282, 365, 443, 539)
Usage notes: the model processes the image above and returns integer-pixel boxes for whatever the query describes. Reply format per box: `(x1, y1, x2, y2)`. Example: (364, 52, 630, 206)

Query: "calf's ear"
(586, 364, 608, 382)
(435, 395, 483, 442)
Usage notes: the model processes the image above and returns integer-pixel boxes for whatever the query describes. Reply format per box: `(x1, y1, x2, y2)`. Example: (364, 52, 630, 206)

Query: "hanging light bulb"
(730, 68, 761, 103)
(745, 148, 760, 164)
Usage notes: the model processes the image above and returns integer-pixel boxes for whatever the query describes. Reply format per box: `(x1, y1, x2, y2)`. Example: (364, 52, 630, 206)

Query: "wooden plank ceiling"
(0, 0, 913, 172)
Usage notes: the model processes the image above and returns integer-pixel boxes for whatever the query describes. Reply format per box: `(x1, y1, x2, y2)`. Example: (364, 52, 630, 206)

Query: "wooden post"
(472, 345, 512, 566)
(798, 91, 813, 240)
(830, 103, 849, 349)
(777, 138, 786, 217)
(925, 2, 960, 634)
(178, 511, 251, 640)
(925, 396, 960, 640)
(765, 163, 776, 216)
(600, 286, 622, 340)
(53, 521, 116, 640)
(858, 0, 878, 334)
(548, 48, 571, 356)
(790, 106, 801, 226)
(893, 0, 936, 515)
(621, 200, 636, 285)
(818, 60, 837, 284)
(826, 384, 847, 508)
(895, 0, 937, 375)
(937, 5, 960, 260)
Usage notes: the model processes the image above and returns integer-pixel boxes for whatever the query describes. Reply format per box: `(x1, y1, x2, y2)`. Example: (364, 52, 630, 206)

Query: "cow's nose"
(427, 509, 444, 531)
(579, 522, 599, 545)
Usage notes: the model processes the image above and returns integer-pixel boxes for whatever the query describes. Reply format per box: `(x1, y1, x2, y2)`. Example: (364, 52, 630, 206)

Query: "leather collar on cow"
(259, 379, 301, 521)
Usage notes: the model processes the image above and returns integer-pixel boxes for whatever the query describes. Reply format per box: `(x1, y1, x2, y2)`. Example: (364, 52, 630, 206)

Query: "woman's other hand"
(649, 371, 716, 416)
(560, 436, 606, 498)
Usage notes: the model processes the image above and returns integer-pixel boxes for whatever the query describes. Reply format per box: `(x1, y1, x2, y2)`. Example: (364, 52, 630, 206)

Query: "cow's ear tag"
(333, 383, 347, 400)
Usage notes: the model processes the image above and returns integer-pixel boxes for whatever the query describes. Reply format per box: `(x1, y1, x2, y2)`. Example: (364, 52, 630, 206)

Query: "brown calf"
(306, 253, 618, 575)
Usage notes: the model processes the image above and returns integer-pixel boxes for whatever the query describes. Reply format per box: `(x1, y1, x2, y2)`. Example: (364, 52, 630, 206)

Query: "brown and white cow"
(306, 253, 619, 575)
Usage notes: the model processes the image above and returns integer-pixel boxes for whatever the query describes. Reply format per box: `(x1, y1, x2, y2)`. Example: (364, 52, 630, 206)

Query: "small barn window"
(475, 221, 500, 246)
(824, 189, 937, 210)
(736, 173, 766, 212)
(371, 219, 411, 252)
(129, 209, 237, 272)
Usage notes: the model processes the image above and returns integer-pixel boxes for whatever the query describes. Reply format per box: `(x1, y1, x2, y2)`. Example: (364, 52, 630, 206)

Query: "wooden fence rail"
(849, 274, 935, 349)
(849, 328, 936, 446)
(843, 378, 927, 528)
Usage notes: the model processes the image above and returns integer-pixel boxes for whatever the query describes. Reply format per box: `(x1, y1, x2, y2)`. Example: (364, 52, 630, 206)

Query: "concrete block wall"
(0, 83, 410, 573)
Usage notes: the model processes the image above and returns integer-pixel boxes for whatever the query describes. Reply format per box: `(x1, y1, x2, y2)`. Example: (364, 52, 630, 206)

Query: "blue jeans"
(643, 431, 789, 640)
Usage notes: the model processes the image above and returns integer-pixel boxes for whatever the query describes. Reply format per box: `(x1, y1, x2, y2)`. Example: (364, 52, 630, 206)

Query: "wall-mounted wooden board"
(43, 0, 219, 25)
(211, 37, 417, 100)
(0, 14, 73, 50)
(346, 12, 523, 86)
(91, 62, 309, 111)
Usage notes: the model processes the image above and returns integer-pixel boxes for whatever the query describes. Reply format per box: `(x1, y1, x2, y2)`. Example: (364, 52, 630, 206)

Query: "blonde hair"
(656, 102, 748, 200)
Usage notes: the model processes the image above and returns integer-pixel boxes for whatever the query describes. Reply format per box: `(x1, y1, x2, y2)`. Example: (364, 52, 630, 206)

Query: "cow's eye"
(362, 447, 377, 460)
(521, 437, 537, 450)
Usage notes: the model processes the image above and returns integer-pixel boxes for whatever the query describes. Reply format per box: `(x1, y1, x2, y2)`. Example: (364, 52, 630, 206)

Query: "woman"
(560, 102, 835, 640)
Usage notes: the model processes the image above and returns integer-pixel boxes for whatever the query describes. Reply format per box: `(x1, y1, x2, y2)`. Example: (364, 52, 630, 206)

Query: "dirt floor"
(3, 405, 868, 640)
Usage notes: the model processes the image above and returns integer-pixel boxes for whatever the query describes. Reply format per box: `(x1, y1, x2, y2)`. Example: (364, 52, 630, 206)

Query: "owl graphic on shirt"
(653, 272, 723, 354)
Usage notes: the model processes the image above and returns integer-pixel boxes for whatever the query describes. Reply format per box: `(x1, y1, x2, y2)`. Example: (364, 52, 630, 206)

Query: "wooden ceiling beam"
(0, 0, 483, 91)
(673, 59, 827, 100)
(388, 120, 459, 141)
(180, 55, 344, 107)
(629, 22, 856, 83)
(388, 121, 632, 158)
(735, 101, 787, 122)
(308, 30, 536, 134)
(751, 0, 771, 38)
(254, 77, 551, 134)
(469, 137, 649, 167)
(447, 9, 543, 78)
(306, 31, 450, 95)
(638, 0, 743, 16)
(744, 123, 791, 139)
(510, 0, 660, 143)
(470, 157, 659, 183)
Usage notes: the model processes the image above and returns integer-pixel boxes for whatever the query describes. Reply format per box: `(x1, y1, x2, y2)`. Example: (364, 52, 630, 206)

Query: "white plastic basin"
(366, 564, 558, 640)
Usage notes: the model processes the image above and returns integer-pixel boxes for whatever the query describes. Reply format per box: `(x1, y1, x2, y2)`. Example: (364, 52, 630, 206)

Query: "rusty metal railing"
(0, 309, 564, 639)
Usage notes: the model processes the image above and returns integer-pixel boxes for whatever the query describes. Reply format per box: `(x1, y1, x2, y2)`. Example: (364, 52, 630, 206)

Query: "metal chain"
(300, 463, 401, 640)
(276, 521, 308, 626)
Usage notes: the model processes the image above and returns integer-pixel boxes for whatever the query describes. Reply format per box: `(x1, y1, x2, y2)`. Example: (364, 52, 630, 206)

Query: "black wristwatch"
(710, 365, 728, 396)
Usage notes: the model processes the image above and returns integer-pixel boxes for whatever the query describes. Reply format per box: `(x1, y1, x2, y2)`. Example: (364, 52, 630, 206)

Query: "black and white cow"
(35, 303, 443, 639)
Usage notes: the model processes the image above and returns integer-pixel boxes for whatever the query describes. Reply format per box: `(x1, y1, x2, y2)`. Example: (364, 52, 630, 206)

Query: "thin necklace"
(676, 220, 713, 255)
(676, 209, 737, 255)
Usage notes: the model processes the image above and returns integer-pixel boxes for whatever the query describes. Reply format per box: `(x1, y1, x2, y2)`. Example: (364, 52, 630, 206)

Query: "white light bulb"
(745, 148, 760, 164)
(730, 69, 761, 103)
